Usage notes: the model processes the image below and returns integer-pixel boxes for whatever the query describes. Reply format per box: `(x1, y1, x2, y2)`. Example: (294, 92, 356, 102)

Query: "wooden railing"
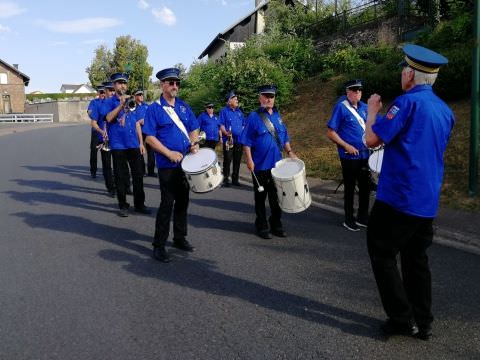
(0, 114, 54, 123)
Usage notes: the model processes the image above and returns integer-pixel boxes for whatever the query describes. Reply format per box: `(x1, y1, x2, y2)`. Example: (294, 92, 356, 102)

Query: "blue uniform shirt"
(135, 102, 148, 121)
(219, 106, 245, 143)
(142, 96, 199, 169)
(240, 107, 290, 171)
(372, 85, 455, 218)
(87, 98, 102, 133)
(327, 98, 369, 160)
(198, 112, 220, 141)
(102, 95, 140, 150)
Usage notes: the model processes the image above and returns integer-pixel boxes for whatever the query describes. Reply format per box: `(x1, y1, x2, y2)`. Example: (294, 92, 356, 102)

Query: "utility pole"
(469, 0, 479, 196)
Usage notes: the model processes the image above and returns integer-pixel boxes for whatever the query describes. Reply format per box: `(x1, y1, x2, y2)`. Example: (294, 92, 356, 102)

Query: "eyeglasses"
(348, 87, 362, 92)
(164, 80, 180, 87)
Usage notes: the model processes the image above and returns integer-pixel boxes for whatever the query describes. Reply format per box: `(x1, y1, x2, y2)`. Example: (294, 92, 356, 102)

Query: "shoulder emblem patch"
(386, 105, 400, 120)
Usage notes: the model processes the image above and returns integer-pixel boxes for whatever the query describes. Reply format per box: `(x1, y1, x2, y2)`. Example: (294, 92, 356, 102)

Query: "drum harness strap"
(157, 100, 190, 143)
(341, 100, 366, 132)
(257, 110, 283, 155)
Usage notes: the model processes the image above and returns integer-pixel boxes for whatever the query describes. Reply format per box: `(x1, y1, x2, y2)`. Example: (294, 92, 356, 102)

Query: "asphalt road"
(0, 124, 479, 359)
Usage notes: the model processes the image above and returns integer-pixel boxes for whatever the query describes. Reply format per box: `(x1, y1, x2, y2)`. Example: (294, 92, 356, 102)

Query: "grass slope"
(281, 76, 480, 212)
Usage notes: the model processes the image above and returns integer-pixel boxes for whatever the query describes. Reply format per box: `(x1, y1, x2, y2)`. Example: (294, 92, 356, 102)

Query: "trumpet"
(121, 91, 137, 112)
(192, 131, 206, 146)
(101, 123, 110, 152)
(225, 126, 233, 150)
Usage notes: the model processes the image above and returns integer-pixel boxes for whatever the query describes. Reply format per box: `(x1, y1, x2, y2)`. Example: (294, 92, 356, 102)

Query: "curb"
(238, 170, 480, 256)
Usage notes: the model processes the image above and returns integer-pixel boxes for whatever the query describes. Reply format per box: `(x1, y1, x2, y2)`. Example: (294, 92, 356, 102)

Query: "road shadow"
(98, 248, 383, 340)
(11, 178, 106, 196)
(5, 191, 114, 213)
(13, 212, 152, 256)
(22, 165, 97, 181)
(190, 198, 252, 214)
(188, 213, 252, 234)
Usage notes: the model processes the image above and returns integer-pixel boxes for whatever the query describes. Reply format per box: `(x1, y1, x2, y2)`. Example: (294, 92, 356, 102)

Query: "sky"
(0, 0, 256, 93)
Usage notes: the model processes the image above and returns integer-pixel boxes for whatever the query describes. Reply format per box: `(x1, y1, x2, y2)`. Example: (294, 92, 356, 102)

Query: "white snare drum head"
(271, 158, 305, 180)
(181, 148, 217, 174)
(368, 148, 384, 173)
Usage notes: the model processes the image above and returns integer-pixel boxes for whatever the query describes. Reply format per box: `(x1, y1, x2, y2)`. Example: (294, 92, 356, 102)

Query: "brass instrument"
(225, 126, 233, 150)
(101, 122, 110, 152)
(192, 131, 206, 146)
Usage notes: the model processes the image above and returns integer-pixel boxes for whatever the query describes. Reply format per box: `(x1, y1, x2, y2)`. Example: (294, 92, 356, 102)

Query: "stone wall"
(25, 100, 91, 123)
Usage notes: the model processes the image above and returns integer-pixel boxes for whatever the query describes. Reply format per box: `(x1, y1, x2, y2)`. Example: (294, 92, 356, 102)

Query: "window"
(0, 73, 7, 84)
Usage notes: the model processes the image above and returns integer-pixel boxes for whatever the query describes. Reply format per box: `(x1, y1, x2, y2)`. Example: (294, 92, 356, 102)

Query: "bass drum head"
(368, 148, 384, 173)
(181, 148, 217, 174)
(271, 158, 305, 180)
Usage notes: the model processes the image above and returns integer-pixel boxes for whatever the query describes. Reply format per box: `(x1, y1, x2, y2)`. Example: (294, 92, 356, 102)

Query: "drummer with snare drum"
(143, 67, 200, 263)
(241, 85, 296, 240)
(326, 79, 371, 232)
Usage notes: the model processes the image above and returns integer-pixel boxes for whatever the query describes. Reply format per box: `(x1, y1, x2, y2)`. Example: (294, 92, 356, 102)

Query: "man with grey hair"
(365, 44, 454, 341)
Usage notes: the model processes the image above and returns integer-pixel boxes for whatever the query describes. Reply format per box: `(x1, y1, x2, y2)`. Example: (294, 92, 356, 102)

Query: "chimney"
(13, 64, 19, 70)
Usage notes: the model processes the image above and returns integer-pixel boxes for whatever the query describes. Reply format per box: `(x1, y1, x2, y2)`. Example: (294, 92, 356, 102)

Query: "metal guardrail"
(0, 114, 54, 123)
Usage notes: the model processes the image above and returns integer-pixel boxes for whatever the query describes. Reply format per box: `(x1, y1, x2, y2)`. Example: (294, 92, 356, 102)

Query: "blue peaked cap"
(225, 90, 237, 101)
(345, 79, 363, 89)
(156, 68, 180, 81)
(102, 81, 114, 89)
(96, 85, 105, 92)
(110, 72, 129, 82)
(257, 84, 277, 95)
(399, 44, 448, 74)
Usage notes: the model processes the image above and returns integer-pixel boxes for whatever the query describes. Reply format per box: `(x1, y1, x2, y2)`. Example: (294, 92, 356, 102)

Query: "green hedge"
(27, 93, 96, 101)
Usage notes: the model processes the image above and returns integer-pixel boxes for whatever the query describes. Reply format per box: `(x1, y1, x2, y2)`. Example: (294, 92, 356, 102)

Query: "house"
(0, 59, 30, 114)
(198, 0, 299, 61)
(60, 84, 96, 94)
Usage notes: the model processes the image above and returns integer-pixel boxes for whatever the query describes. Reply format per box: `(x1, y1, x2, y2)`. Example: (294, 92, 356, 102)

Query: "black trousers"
(340, 158, 370, 223)
(252, 170, 282, 232)
(89, 131, 99, 176)
(111, 148, 145, 210)
(202, 140, 218, 150)
(223, 143, 243, 183)
(100, 149, 115, 192)
(367, 200, 434, 328)
(142, 133, 156, 175)
(153, 167, 190, 247)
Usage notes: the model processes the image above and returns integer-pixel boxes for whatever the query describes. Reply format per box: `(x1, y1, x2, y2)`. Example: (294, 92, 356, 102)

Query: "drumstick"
(251, 171, 264, 192)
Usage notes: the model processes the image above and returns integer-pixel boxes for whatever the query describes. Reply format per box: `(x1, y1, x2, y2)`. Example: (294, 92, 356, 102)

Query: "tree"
(85, 45, 114, 87)
(85, 35, 153, 94)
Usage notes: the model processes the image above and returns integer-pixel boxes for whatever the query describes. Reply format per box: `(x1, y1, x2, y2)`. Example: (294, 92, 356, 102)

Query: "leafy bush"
(27, 93, 95, 101)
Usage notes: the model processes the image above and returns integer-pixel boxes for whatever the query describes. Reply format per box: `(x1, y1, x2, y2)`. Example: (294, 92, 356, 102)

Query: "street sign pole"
(469, 0, 479, 196)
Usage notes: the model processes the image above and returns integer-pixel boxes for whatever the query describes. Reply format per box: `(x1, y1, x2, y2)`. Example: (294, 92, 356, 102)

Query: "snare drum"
(271, 158, 311, 213)
(181, 148, 223, 193)
(368, 148, 384, 184)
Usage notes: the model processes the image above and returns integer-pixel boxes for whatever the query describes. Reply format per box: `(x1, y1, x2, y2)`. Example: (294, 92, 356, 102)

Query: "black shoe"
(108, 189, 116, 198)
(118, 208, 129, 217)
(126, 188, 133, 195)
(148, 172, 156, 177)
(271, 228, 287, 237)
(355, 220, 368, 228)
(172, 239, 195, 252)
(257, 230, 272, 239)
(232, 181, 242, 187)
(343, 221, 360, 232)
(223, 181, 230, 188)
(91, 172, 97, 179)
(414, 325, 432, 341)
(153, 247, 171, 263)
(134, 206, 151, 215)
(381, 319, 419, 337)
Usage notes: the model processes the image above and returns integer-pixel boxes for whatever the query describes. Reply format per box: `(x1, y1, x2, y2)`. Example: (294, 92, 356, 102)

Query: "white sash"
(157, 100, 190, 142)
(342, 100, 365, 132)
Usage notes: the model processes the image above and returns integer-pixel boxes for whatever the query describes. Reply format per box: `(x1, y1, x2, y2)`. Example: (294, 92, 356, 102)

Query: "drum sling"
(257, 110, 283, 154)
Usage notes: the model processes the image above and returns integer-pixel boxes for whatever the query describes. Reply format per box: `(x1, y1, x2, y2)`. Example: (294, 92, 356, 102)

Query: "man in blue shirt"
(87, 86, 105, 179)
(198, 102, 220, 149)
(134, 90, 156, 177)
(89, 84, 115, 197)
(104, 73, 150, 217)
(327, 79, 371, 231)
(365, 44, 454, 340)
(143, 68, 200, 263)
(241, 85, 296, 239)
(219, 91, 245, 187)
